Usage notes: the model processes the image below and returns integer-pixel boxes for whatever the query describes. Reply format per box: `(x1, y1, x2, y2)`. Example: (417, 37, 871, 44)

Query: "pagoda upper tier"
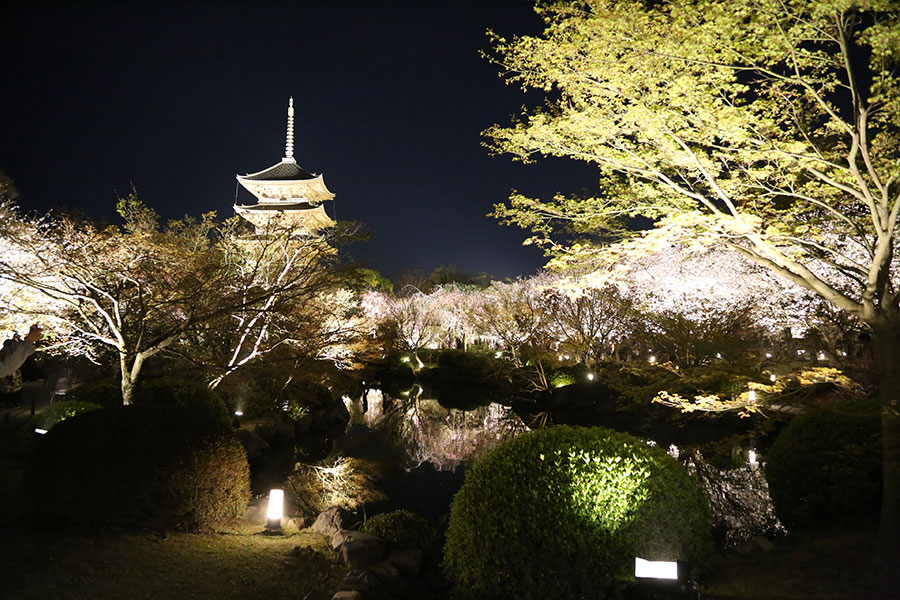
(234, 98, 335, 234)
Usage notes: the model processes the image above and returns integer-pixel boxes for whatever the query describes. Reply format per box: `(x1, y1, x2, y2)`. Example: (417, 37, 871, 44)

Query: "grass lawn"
(0, 450, 346, 600)
(0, 520, 346, 600)
(701, 527, 882, 600)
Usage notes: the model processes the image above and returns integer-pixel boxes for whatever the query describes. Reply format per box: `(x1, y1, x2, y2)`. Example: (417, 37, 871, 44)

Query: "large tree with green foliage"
(488, 0, 900, 559)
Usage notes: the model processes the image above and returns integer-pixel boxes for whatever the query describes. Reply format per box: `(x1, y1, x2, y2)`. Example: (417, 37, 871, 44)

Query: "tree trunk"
(120, 367, 136, 406)
(871, 320, 900, 579)
(118, 352, 145, 406)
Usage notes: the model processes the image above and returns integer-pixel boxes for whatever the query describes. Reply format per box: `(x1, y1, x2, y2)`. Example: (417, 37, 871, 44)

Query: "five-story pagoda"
(234, 98, 335, 235)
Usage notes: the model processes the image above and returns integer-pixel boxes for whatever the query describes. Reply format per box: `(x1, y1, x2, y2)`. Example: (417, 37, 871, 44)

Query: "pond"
(323, 384, 783, 546)
(333, 388, 526, 520)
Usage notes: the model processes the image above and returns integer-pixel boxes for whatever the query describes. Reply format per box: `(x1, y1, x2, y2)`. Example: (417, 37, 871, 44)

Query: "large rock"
(333, 530, 387, 569)
(387, 549, 423, 578)
(312, 507, 352, 538)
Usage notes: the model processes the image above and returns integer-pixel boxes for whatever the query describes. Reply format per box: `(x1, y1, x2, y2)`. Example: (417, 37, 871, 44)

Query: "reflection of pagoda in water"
(234, 98, 335, 235)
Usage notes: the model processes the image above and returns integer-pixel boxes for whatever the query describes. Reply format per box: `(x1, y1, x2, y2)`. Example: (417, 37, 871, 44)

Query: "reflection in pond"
(346, 389, 526, 471)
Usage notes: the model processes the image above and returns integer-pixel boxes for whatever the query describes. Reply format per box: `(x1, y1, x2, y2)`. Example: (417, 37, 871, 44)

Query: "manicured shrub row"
(24, 404, 250, 531)
(765, 401, 881, 527)
(444, 425, 710, 600)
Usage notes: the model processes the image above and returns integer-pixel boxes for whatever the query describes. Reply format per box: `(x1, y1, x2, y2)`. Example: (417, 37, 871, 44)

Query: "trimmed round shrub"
(444, 426, 710, 600)
(33, 400, 103, 430)
(361, 510, 431, 550)
(24, 404, 250, 531)
(765, 403, 881, 528)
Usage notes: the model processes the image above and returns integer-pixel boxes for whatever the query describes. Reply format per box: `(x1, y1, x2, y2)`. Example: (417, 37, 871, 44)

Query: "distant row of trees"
(361, 246, 864, 369)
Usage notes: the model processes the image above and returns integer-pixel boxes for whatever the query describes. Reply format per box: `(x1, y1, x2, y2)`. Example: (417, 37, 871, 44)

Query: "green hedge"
(765, 402, 881, 527)
(361, 510, 431, 550)
(24, 404, 250, 531)
(444, 426, 710, 599)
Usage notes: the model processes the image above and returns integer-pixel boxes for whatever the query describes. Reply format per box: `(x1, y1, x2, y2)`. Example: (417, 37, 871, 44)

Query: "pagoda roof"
(234, 201, 319, 211)
(239, 158, 316, 182)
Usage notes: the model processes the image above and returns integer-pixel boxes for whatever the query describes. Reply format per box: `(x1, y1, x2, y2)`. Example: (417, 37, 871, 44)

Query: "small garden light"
(648, 355, 656, 363)
(34, 428, 48, 435)
(749, 449, 758, 466)
(818, 351, 826, 360)
(765, 352, 773, 358)
(495, 351, 502, 358)
(635, 557, 678, 580)
(587, 373, 595, 381)
(747, 390, 756, 402)
(234, 410, 243, 417)
(770, 373, 776, 382)
(266, 489, 284, 532)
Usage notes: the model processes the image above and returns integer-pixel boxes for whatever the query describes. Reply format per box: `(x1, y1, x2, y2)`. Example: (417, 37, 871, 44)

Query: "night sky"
(0, 0, 599, 281)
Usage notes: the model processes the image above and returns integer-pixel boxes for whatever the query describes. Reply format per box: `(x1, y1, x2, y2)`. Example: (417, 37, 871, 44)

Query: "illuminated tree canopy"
(488, 0, 900, 551)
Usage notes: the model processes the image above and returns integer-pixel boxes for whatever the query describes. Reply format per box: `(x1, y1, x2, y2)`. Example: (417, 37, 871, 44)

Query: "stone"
(331, 591, 363, 600)
(242, 497, 268, 525)
(387, 549, 423, 578)
(290, 516, 309, 530)
(367, 560, 402, 585)
(339, 570, 372, 594)
(312, 507, 352, 538)
(336, 531, 387, 569)
(288, 545, 319, 560)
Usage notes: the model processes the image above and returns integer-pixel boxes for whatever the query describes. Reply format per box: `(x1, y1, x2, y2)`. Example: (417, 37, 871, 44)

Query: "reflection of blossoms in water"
(399, 400, 526, 471)
(348, 392, 527, 471)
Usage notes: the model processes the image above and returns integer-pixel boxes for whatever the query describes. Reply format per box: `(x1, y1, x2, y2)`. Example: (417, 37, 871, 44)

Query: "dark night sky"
(0, 0, 599, 280)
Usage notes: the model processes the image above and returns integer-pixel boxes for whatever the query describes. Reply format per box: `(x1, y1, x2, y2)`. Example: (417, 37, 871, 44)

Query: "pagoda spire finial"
(284, 97, 295, 160)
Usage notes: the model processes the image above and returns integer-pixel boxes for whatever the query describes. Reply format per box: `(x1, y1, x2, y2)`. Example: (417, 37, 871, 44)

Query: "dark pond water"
(326, 385, 783, 546)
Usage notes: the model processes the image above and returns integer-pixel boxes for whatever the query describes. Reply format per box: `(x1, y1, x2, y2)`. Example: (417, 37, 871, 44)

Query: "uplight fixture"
(769, 373, 776, 382)
(495, 351, 502, 358)
(234, 410, 243, 417)
(266, 489, 284, 531)
(648, 355, 656, 363)
(748, 390, 756, 402)
(635, 557, 678, 580)
(748, 449, 758, 466)
(34, 428, 48, 435)
(587, 373, 595, 381)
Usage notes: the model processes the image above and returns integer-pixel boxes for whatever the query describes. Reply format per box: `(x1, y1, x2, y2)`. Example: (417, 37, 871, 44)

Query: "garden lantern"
(266, 489, 284, 531)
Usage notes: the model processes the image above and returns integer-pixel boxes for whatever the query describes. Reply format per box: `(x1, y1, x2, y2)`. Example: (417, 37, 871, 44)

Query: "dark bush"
(361, 510, 432, 550)
(23, 404, 250, 531)
(135, 376, 230, 427)
(444, 425, 710, 600)
(765, 401, 881, 528)
(62, 380, 123, 408)
(436, 349, 493, 380)
(33, 400, 103, 431)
